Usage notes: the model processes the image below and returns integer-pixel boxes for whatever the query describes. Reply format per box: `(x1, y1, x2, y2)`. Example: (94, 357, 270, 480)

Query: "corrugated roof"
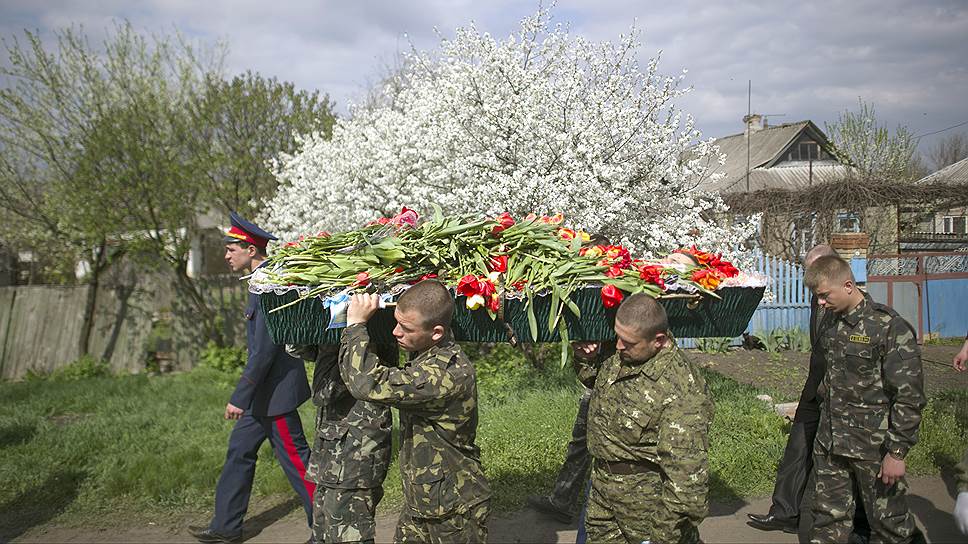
(916, 156, 968, 185)
(690, 120, 849, 193)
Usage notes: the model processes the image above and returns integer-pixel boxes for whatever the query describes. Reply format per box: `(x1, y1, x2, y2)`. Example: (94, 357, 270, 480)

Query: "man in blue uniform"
(189, 212, 314, 544)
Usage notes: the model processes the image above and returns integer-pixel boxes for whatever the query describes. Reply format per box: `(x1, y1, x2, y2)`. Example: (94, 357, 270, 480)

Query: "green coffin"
(259, 286, 765, 346)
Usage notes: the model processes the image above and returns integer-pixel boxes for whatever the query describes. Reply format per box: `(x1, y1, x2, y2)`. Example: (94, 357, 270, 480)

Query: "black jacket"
(797, 295, 829, 414)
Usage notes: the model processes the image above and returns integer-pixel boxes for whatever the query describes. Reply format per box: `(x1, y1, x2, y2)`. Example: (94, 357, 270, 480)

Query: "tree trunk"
(100, 282, 135, 364)
(78, 240, 108, 358)
(170, 264, 226, 348)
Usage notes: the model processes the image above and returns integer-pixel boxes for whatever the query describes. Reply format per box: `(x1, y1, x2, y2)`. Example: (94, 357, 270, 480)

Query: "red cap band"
(226, 226, 268, 248)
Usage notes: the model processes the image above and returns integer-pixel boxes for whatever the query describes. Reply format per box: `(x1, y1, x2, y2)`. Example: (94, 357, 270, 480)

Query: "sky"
(2, 0, 967, 164)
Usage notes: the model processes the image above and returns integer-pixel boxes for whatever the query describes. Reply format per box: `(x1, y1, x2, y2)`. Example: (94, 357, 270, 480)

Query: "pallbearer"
(574, 293, 714, 544)
(341, 280, 492, 543)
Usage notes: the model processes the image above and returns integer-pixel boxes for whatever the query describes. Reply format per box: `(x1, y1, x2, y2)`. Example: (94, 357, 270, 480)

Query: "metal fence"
(867, 252, 968, 341)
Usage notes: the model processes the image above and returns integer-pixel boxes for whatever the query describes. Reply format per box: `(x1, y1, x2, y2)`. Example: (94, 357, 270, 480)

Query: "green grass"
(1, 347, 964, 537)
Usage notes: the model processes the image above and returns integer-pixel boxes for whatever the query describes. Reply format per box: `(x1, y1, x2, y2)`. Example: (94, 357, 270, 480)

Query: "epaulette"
(869, 300, 900, 319)
(432, 343, 460, 367)
(869, 300, 917, 334)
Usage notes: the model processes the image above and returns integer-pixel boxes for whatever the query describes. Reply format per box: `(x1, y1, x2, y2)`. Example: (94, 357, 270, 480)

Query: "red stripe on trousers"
(273, 415, 317, 500)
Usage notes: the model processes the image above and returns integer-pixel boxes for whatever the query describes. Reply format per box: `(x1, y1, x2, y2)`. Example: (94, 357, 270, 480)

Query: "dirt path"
(692, 344, 968, 402)
(18, 476, 962, 543)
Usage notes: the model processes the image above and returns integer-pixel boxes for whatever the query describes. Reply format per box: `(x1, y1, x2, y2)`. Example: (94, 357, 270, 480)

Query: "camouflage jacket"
(957, 447, 968, 494)
(287, 343, 394, 489)
(338, 324, 491, 519)
(575, 342, 714, 526)
(815, 295, 926, 461)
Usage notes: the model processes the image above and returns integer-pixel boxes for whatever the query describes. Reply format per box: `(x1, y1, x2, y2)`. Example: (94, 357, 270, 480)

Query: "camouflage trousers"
(312, 485, 383, 543)
(585, 464, 701, 544)
(393, 500, 490, 544)
(810, 451, 918, 544)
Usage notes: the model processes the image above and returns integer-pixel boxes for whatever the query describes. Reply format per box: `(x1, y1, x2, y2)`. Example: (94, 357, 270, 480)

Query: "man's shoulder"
(861, 301, 916, 338)
(420, 342, 473, 373)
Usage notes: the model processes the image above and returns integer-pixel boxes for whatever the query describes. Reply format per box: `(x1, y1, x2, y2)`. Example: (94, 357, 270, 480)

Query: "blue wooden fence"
(680, 251, 810, 348)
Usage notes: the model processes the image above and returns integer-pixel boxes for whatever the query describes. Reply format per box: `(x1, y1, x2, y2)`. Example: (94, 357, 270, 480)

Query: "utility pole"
(746, 80, 751, 193)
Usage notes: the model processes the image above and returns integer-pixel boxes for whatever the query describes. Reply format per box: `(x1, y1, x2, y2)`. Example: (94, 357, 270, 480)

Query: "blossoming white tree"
(265, 8, 757, 258)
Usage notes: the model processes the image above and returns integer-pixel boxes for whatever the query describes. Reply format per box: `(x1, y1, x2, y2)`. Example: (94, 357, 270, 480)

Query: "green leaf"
(548, 287, 560, 330)
(559, 323, 570, 368)
(527, 291, 539, 342)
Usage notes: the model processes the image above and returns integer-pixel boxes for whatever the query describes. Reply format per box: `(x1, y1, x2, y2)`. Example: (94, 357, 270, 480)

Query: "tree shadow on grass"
(0, 422, 36, 449)
(708, 471, 747, 517)
(241, 497, 302, 542)
(0, 469, 87, 542)
(487, 465, 579, 542)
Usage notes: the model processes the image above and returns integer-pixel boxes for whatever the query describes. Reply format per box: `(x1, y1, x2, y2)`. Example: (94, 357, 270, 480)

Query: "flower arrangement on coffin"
(250, 206, 765, 356)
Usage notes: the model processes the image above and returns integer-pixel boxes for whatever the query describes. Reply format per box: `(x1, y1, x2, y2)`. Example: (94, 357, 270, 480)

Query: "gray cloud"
(2, 0, 966, 155)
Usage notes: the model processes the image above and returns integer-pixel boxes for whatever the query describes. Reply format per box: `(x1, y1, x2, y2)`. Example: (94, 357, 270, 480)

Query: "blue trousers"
(210, 410, 315, 534)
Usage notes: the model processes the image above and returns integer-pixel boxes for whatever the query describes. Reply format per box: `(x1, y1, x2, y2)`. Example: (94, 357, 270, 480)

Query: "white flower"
(264, 7, 757, 263)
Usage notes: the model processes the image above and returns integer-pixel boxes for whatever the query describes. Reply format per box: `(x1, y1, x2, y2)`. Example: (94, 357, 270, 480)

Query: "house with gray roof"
(696, 115, 851, 195)
(901, 156, 968, 251)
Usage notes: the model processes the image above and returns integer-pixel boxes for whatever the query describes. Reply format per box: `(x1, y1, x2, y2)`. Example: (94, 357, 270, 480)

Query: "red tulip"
(487, 293, 501, 312)
(354, 271, 371, 287)
(488, 255, 509, 273)
(457, 274, 480, 297)
(638, 265, 666, 290)
(605, 266, 624, 278)
(491, 212, 516, 235)
(600, 285, 624, 308)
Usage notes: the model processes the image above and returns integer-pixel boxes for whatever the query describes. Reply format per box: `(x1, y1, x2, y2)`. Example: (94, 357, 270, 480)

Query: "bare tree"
(927, 132, 968, 171)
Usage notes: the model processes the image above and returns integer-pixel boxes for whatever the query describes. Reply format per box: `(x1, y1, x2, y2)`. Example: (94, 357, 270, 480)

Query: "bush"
(198, 342, 246, 372)
(25, 355, 112, 381)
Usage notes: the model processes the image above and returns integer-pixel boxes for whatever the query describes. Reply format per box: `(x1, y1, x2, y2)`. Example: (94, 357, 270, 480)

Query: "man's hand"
(224, 402, 244, 420)
(572, 341, 601, 359)
(347, 293, 380, 326)
(953, 338, 968, 372)
(955, 492, 968, 535)
(878, 453, 906, 486)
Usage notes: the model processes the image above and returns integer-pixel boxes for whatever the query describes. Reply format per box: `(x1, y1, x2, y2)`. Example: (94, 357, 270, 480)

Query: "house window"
(836, 212, 862, 233)
(943, 216, 967, 234)
(785, 139, 829, 162)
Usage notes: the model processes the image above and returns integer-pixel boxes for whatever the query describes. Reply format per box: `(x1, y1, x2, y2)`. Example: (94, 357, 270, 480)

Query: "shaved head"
(615, 293, 669, 340)
(804, 255, 854, 290)
(397, 279, 454, 330)
(804, 244, 837, 268)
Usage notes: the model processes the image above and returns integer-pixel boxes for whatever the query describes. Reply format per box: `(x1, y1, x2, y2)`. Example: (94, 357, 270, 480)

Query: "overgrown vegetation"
(24, 355, 111, 382)
(198, 342, 247, 372)
(1, 347, 963, 537)
(695, 337, 732, 354)
(753, 327, 810, 353)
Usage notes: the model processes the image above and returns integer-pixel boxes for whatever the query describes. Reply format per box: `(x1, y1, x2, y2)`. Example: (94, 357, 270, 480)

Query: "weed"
(696, 337, 732, 354)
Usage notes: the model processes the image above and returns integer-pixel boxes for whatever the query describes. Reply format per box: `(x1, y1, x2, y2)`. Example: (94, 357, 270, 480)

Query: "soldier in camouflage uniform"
(288, 342, 397, 544)
(573, 293, 714, 544)
(338, 280, 491, 543)
(805, 255, 926, 544)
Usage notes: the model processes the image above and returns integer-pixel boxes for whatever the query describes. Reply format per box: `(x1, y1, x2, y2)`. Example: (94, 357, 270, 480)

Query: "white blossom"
(265, 7, 758, 262)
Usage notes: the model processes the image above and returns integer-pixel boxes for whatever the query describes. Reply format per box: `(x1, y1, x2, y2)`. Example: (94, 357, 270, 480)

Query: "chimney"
(743, 113, 766, 134)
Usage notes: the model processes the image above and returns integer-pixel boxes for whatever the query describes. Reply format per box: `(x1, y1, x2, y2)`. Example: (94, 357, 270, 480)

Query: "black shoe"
(746, 513, 797, 534)
(187, 525, 243, 543)
(526, 495, 574, 524)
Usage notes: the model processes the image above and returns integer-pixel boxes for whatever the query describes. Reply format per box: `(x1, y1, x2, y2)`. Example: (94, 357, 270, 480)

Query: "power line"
(915, 119, 968, 140)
